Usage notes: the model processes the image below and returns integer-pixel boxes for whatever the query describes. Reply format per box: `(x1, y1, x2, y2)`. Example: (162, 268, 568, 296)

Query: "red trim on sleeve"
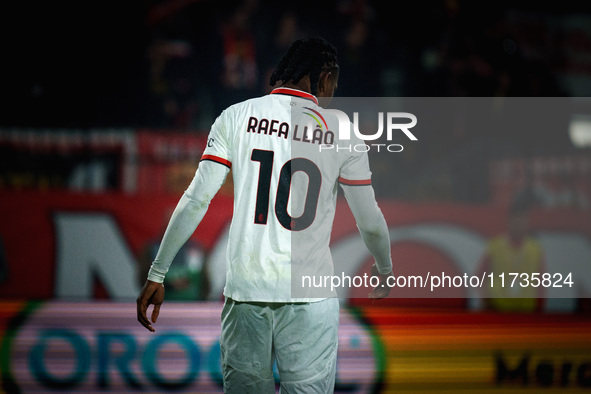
(339, 177, 371, 186)
(201, 154, 232, 169)
(270, 88, 318, 105)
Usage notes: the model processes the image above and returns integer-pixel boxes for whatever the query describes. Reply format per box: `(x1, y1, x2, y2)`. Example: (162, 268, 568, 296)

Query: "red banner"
(0, 192, 232, 300)
(0, 192, 590, 309)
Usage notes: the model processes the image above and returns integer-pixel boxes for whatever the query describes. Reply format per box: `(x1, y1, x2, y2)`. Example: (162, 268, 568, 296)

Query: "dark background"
(2, 0, 590, 129)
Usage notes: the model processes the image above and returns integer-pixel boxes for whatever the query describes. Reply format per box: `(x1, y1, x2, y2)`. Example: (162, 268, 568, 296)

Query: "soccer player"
(137, 37, 393, 393)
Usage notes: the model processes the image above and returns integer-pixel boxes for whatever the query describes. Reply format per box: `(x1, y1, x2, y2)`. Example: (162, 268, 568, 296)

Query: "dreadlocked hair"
(269, 37, 339, 96)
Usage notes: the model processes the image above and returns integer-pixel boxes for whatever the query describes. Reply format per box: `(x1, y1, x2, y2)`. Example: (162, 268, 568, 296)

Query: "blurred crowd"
(2, 0, 591, 204)
(141, 0, 387, 129)
(139, 0, 573, 130)
(4, 0, 588, 128)
(137, 0, 590, 204)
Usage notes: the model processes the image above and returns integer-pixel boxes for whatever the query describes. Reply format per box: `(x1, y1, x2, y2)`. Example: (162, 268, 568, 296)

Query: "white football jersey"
(202, 87, 371, 302)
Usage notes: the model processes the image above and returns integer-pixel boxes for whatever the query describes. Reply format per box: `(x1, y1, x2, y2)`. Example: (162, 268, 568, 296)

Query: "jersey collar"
(270, 87, 318, 106)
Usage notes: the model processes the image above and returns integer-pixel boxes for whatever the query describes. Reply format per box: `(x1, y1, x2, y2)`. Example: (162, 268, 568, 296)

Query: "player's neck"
(282, 78, 312, 95)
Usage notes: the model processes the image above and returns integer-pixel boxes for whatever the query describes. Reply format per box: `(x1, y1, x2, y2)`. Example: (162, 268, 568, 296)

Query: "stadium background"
(1, 0, 591, 392)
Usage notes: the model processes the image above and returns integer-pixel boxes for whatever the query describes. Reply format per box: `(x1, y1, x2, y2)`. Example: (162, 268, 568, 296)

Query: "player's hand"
(368, 263, 394, 302)
(137, 280, 165, 332)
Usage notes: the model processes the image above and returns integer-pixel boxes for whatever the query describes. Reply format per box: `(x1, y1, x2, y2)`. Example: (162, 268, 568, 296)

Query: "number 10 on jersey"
(251, 149, 321, 231)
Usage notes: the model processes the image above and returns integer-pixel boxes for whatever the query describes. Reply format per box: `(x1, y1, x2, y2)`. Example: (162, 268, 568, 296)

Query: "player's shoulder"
(225, 94, 273, 114)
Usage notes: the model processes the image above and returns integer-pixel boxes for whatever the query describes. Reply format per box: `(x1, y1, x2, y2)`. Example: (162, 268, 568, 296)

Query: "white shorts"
(220, 297, 339, 394)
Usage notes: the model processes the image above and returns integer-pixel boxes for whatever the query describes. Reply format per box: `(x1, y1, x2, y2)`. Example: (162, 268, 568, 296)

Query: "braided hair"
(269, 37, 339, 96)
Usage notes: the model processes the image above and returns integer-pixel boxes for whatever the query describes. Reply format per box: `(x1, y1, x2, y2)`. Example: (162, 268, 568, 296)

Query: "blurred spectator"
(145, 0, 207, 130)
(147, 37, 201, 129)
(478, 197, 545, 312)
(334, 0, 382, 96)
(336, 0, 376, 22)
(259, 11, 304, 94)
(336, 19, 381, 96)
(210, 0, 260, 115)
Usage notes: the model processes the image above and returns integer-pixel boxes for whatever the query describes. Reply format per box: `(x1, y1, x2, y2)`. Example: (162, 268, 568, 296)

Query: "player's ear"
(318, 72, 331, 94)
